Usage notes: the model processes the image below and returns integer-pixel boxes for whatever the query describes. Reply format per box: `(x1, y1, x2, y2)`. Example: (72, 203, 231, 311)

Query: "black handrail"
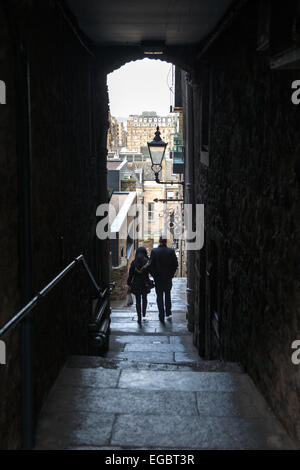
(0, 254, 112, 449)
(0, 254, 104, 339)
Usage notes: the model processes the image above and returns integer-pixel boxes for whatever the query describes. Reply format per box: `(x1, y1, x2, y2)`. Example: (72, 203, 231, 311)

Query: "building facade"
(107, 114, 127, 152)
(127, 111, 177, 153)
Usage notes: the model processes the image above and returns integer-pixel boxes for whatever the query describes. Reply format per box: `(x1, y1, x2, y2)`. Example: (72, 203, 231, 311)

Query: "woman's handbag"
(125, 287, 134, 306)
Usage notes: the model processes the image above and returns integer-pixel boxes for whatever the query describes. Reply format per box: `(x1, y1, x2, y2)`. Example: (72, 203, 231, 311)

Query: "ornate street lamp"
(147, 126, 167, 182)
(148, 126, 184, 186)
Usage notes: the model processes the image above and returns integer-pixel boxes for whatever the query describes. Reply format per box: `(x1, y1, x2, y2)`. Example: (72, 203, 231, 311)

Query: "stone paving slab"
(110, 323, 157, 334)
(54, 367, 121, 389)
(65, 356, 240, 372)
(105, 344, 201, 364)
(175, 351, 202, 362)
(124, 343, 188, 352)
(36, 411, 114, 449)
(104, 351, 175, 364)
(119, 370, 257, 392)
(195, 391, 270, 419)
(110, 335, 170, 344)
(110, 322, 189, 335)
(110, 330, 188, 337)
(110, 312, 136, 318)
(111, 310, 187, 316)
(39, 387, 199, 417)
(170, 336, 197, 345)
(111, 414, 294, 450)
(111, 312, 186, 320)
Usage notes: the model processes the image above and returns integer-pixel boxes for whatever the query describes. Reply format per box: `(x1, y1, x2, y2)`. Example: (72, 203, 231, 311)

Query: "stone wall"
(189, 0, 300, 442)
(0, 1, 21, 449)
(0, 0, 109, 448)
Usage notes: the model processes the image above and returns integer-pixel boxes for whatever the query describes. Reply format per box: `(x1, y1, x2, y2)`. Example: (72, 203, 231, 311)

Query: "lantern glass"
(147, 127, 168, 169)
(148, 144, 166, 166)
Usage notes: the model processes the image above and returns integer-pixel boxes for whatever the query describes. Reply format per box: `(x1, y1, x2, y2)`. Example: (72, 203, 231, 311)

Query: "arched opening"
(106, 57, 186, 309)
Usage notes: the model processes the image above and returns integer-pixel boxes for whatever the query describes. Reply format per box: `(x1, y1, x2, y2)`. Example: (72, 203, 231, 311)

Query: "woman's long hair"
(135, 246, 149, 270)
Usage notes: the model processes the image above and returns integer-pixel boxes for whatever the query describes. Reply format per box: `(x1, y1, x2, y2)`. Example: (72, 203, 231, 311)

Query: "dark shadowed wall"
(186, 0, 300, 443)
(0, 0, 109, 448)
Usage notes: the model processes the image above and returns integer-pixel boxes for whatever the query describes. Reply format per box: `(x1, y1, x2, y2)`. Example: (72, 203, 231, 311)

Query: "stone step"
(35, 360, 295, 450)
(65, 355, 243, 373)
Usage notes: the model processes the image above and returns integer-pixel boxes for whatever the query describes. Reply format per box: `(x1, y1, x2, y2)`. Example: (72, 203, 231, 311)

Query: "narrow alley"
(35, 280, 294, 450)
(1, 0, 300, 453)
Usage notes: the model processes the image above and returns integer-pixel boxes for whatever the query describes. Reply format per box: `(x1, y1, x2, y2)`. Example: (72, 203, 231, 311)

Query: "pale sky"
(107, 58, 174, 118)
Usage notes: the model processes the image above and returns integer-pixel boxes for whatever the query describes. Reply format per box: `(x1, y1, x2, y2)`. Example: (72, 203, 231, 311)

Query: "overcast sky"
(107, 58, 174, 118)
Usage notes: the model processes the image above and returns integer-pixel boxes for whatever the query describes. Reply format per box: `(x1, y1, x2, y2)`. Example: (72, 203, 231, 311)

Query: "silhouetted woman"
(127, 247, 151, 324)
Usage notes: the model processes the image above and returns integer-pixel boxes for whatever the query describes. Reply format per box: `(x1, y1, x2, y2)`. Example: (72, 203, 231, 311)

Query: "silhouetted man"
(150, 235, 178, 323)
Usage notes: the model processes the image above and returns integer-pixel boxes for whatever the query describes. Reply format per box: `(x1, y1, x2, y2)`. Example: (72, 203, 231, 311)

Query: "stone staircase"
(35, 279, 295, 450)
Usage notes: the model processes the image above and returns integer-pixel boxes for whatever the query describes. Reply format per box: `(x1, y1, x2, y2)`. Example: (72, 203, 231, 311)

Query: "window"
(148, 203, 154, 221)
(167, 192, 174, 200)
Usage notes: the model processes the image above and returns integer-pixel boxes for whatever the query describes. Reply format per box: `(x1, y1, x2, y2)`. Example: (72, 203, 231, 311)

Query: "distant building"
(107, 113, 127, 152)
(107, 159, 128, 192)
(107, 111, 183, 249)
(127, 111, 177, 153)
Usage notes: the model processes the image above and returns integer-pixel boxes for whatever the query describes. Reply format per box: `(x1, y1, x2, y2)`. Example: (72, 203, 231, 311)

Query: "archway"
(106, 57, 187, 305)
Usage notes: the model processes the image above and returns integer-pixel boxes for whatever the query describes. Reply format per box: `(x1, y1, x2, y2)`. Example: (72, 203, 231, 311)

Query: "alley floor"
(35, 279, 295, 450)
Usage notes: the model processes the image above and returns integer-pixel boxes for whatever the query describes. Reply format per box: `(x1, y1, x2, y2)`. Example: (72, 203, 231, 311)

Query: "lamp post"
(148, 126, 184, 186)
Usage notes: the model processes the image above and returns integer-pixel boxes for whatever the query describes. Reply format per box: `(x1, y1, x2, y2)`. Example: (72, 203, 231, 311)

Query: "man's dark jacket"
(150, 245, 178, 286)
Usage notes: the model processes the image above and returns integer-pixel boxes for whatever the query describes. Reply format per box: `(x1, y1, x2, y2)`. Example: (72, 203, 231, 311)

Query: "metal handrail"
(0, 253, 112, 449)
(0, 254, 104, 339)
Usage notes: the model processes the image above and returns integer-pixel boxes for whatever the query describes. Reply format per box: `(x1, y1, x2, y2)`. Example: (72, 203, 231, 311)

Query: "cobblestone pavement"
(35, 279, 295, 450)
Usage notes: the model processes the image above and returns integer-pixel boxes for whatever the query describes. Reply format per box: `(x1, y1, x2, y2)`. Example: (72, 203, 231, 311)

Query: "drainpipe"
(16, 46, 34, 449)
(184, 74, 195, 333)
